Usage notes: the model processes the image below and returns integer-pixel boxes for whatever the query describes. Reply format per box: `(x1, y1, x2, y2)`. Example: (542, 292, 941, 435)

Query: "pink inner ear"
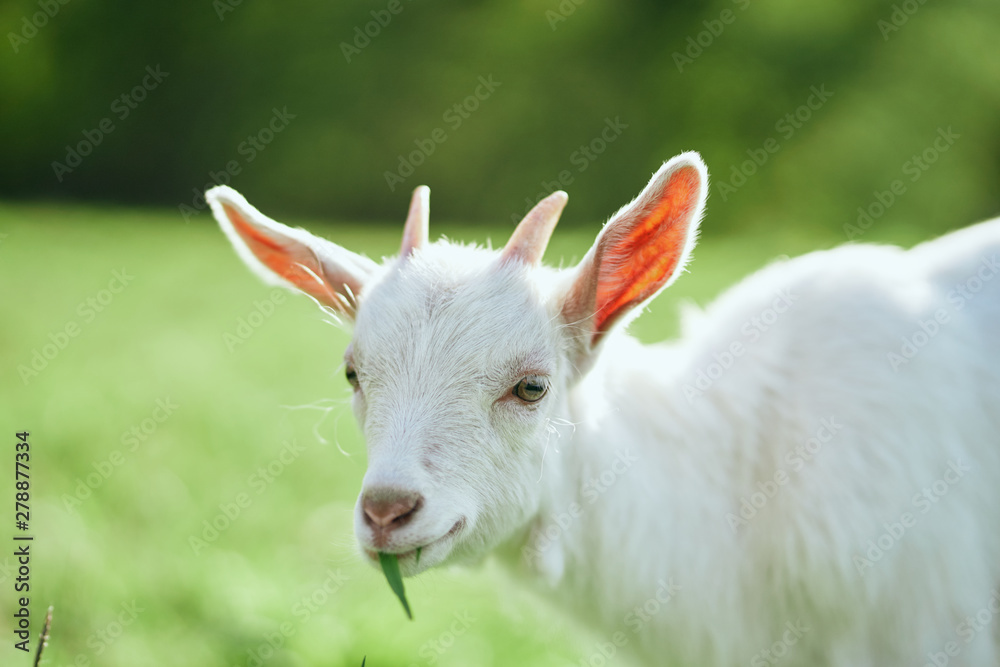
(592, 166, 699, 338)
(224, 203, 335, 303)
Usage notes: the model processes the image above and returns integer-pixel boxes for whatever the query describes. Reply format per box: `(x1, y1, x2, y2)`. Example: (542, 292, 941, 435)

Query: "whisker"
(279, 398, 354, 455)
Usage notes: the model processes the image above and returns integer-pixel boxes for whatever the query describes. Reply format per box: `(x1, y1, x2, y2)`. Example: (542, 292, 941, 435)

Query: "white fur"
(211, 154, 1000, 666)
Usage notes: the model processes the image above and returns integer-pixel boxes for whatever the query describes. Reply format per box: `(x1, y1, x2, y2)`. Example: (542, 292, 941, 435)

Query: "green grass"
(378, 553, 412, 621)
(0, 202, 929, 666)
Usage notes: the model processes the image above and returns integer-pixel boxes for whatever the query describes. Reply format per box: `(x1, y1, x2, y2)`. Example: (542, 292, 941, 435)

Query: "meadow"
(0, 202, 930, 666)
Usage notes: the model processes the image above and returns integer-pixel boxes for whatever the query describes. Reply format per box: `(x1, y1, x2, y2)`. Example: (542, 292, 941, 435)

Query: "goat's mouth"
(363, 518, 465, 568)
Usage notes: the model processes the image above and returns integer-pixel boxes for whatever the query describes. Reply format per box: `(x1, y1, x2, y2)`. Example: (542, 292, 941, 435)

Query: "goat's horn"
(501, 190, 568, 266)
(401, 185, 430, 258)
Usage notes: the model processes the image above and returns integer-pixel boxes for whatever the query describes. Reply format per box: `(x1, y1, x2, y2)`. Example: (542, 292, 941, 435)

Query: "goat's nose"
(362, 489, 423, 530)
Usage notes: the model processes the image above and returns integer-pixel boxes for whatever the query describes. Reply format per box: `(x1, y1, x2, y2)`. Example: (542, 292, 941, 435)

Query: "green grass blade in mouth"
(377, 552, 413, 620)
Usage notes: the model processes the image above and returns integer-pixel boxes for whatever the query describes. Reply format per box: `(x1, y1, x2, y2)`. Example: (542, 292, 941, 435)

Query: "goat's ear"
(207, 185, 378, 317)
(561, 152, 707, 347)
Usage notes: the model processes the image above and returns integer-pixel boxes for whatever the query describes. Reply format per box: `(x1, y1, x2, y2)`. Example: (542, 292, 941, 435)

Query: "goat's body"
(518, 219, 1000, 666)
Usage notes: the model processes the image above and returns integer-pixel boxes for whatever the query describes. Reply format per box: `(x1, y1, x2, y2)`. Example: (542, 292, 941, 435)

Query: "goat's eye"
(513, 376, 548, 403)
(345, 363, 360, 390)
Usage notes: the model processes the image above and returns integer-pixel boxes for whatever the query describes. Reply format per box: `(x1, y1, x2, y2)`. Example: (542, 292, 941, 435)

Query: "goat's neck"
(507, 333, 746, 625)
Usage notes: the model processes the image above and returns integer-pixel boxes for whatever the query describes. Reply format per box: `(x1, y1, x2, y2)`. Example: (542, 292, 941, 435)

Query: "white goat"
(208, 152, 1000, 666)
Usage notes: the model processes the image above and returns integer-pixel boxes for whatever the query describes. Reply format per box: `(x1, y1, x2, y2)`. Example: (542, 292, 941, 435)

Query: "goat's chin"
(358, 517, 466, 577)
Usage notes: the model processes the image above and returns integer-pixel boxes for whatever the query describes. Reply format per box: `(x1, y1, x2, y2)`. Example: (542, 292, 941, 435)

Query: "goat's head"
(208, 152, 707, 575)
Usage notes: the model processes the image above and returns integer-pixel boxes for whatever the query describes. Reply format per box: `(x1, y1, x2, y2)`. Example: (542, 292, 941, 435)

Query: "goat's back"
(682, 218, 1000, 664)
(583, 220, 1000, 664)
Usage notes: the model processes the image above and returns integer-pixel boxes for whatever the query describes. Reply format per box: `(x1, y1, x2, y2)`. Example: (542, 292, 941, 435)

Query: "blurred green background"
(2, 0, 999, 665)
